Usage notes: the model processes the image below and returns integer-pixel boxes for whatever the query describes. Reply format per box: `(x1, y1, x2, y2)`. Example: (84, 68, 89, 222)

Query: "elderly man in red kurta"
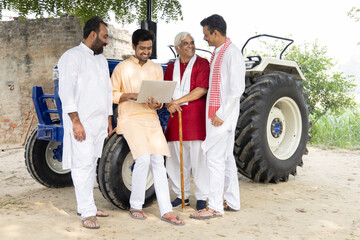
(165, 32, 210, 211)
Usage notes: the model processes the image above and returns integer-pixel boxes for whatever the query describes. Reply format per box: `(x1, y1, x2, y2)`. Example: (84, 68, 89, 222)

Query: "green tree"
(249, 38, 356, 126)
(0, 0, 183, 24)
(348, 6, 360, 45)
(348, 6, 360, 22)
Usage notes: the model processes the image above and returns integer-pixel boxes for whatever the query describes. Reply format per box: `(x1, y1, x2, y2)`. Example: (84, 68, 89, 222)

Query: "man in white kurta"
(191, 14, 245, 219)
(58, 17, 112, 229)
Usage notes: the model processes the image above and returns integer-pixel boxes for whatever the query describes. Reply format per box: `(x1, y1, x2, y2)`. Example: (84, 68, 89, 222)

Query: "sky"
(115, 0, 360, 93)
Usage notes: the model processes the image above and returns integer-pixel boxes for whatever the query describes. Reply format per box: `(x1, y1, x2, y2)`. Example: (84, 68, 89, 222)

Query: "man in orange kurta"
(111, 29, 184, 225)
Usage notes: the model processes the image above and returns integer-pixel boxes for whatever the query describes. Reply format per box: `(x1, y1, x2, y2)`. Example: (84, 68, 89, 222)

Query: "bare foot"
(96, 209, 109, 217)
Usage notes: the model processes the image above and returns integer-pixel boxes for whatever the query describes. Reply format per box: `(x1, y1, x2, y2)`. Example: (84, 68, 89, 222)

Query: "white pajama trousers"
(166, 141, 209, 200)
(206, 132, 240, 214)
(71, 156, 98, 218)
(130, 154, 172, 216)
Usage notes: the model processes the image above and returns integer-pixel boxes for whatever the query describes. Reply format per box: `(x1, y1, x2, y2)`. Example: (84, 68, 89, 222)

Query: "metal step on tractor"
(25, 34, 310, 210)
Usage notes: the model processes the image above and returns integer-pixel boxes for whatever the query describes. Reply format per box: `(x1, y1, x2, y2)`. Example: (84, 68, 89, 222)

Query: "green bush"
(310, 107, 360, 150)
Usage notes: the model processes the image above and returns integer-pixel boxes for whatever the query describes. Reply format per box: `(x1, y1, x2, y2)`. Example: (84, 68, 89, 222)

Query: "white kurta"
(202, 43, 245, 153)
(202, 43, 245, 214)
(58, 43, 113, 170)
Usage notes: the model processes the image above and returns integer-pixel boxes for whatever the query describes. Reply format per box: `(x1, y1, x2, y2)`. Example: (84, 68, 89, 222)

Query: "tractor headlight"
(245, 56, 262, 69)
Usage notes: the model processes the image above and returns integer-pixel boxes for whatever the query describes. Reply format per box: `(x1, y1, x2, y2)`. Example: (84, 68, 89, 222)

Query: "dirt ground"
(0, 145, 359, 240)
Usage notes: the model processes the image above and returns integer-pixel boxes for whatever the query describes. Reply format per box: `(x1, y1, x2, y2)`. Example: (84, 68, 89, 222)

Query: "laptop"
(136, 80, 177, 103)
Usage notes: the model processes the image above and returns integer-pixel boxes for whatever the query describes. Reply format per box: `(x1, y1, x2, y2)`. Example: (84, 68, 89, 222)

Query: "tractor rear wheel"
(97, 133, 156, 210)
(24, 127, 72, 188)
(234, 71, 310, 183)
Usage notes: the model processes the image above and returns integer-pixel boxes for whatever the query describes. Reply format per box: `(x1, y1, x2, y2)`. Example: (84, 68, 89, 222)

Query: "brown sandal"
(223, 200, 237, 211)
(190, 207, 222, 220)
(129, 209, 147, 220)
(82, 216, 100, 229)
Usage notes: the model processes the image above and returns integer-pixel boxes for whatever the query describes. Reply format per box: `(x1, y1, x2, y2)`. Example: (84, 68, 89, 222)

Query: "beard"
(91, 36, 107, 55)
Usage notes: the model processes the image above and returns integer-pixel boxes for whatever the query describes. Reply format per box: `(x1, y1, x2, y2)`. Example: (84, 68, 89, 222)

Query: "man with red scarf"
(164, 32, 210, 211)
(190, 14, 246, 219)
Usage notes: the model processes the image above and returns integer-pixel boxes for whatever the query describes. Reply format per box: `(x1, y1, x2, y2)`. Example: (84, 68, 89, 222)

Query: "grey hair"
(174, 32, 193, 49)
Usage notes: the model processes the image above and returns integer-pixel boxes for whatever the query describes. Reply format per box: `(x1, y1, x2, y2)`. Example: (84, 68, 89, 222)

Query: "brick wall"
(0, 17, 133, 144)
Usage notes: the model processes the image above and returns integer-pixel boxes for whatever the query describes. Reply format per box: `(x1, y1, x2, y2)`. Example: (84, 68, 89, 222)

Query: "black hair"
(132, 29, 155, 47)
(200, 14, 227, 36)
(83, 16, 107, 39)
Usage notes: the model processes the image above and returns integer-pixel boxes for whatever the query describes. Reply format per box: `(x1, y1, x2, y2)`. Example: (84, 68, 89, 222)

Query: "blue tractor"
(25, 34, 311, 210)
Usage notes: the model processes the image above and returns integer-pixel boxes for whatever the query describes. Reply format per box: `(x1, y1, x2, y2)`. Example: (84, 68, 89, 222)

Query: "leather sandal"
(190, 207, 222, 220)
(82, 216, 100, 229)
(223, 200, 237, 211)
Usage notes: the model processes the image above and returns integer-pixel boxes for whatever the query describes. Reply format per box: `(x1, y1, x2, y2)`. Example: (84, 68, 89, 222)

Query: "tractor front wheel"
(97, 133, 156, 210)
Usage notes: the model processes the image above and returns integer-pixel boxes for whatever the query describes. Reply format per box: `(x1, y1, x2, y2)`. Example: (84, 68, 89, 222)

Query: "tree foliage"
(248, 38, 356, 126)
(0, 0, 183, 24)
(348, 6, 360, 45)
(348, 6, 360, 22)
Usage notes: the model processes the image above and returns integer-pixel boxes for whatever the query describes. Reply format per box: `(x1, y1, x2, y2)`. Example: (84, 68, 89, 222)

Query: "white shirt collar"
(80, 42, 94, 55)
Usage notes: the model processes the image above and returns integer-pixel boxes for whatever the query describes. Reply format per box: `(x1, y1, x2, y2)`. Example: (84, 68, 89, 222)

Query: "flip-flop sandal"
(82, 216, 100, 229)
(223, 200, 237, 212)
(129, 209, 147, 220)
(190, 208, 222, 220)
(161, 215, 185, 226)
(77, 209, 109, 217)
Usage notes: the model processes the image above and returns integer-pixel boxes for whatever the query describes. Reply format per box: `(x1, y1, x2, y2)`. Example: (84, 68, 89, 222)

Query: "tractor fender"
(246, 57, 305, 81)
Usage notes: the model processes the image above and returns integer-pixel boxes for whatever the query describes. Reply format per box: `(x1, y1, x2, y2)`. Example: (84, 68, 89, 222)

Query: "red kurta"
(164, 56, 210, 141)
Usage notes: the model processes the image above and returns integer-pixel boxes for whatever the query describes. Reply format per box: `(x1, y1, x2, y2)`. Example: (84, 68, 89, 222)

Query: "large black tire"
(234, 71, 310, 183)
(97, 133, 156, 210)
(24, 127, 72, 188)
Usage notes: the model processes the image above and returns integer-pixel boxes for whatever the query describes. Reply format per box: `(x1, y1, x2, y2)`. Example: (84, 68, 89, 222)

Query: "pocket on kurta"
(70, 137, 95, 168)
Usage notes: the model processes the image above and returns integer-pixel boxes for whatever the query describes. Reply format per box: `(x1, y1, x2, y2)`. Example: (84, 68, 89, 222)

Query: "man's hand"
(166, 100, 182, 114)
(211, 114, 224, 127)
(119, 93, 138, 103)
(146, 97, 162, 109)
(129, 93, 138, 101)
(72, 121, 86, 141)
(68, 112, 86, 142)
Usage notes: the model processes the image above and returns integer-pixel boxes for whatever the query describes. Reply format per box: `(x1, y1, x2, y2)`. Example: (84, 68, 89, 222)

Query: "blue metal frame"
(32, 79, 63, 142)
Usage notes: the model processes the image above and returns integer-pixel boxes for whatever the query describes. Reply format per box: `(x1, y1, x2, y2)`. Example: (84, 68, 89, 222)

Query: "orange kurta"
(111, 56, 170, 159)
